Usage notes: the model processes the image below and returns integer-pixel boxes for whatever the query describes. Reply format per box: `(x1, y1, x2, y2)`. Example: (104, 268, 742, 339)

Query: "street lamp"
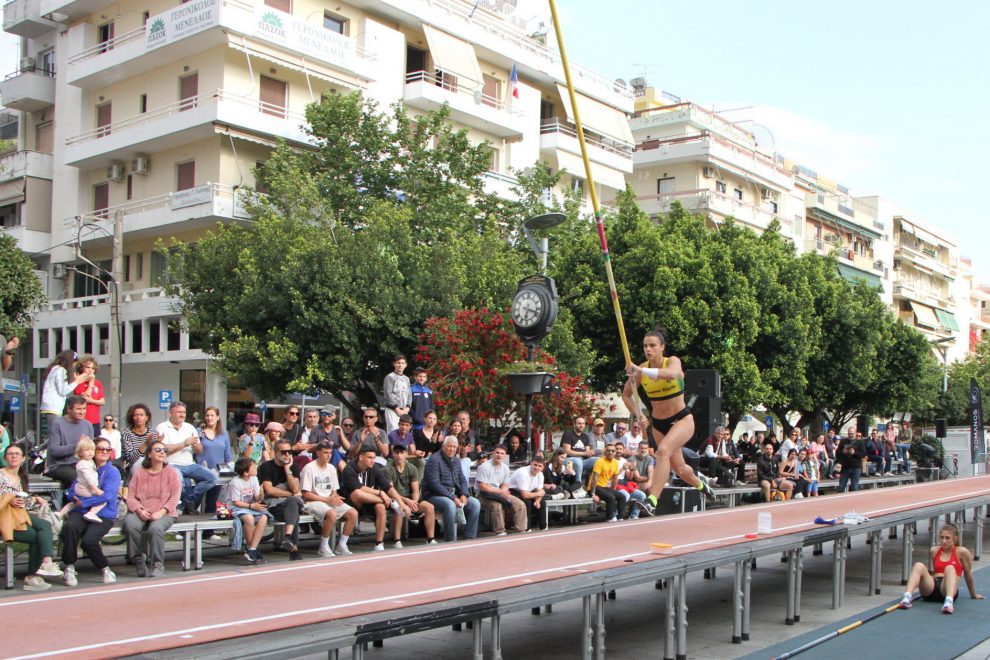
(510, 213, 565, 455)
(931, 336, 954, 393)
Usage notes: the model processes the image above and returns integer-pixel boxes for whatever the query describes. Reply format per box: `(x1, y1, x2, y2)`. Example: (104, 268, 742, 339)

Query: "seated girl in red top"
(900, 523, 984, 613)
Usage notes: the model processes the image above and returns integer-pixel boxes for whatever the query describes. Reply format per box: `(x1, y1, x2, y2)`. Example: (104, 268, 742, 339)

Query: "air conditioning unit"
(131, 156, 150, 174)
(19, 57, 35, 71)
(702, 166, 715, 178)
(53, 263, 67, 279)
(815, 239, 824, 251)
(106, 163, 124, 181)
(761, 188, 778, 200)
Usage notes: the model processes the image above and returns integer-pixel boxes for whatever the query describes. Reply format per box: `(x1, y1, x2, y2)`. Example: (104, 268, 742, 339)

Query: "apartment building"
(1, 0, 634, 423)
(960, 257, 990, 353)
(625, 82, 801, 238)
(859, 196, 965, 362)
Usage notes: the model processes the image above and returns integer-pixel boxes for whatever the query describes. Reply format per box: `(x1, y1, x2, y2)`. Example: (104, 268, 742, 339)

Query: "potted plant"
(499, 360, 554, 395)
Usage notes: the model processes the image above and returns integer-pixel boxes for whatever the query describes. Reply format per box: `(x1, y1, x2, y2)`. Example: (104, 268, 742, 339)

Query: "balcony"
(635, 131, 793, 190)
(0, 224, 49, 252)
(895, 241, 956, 279)
(65, 0, 377, 90)
(632, 103, 758, 149)
(403, 71, 526, 138)
(32, 287, 209, 367)
(63, 182, 251, 245)
(0, 149, 53, 182)
(63, 89, 310, 169)
(347, 0, 633, 112)
(0, 65, 55, 111)
(540, 119, 633, 174)
(480, 170, 518, 200)
(636, 187, 776, 230)
(38, 0, 111, 21)
(892, 281, 954, 311)
(3, 0, 59, 37)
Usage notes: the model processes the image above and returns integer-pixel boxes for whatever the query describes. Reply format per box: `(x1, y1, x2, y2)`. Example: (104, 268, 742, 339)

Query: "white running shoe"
(373, 543, 385, 552)
(35, 559, 62, 578)
(898, 594, 913, 609)
(317, 546, 335, 558)
(393, 540, 404, 549)
(335, 542, 353, 556)
(101, 567, 117, 584)
(62, 565, 78, 587)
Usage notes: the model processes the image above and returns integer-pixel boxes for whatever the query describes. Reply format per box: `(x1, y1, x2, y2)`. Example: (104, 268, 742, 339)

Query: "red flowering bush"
(415, 308, 599, 435)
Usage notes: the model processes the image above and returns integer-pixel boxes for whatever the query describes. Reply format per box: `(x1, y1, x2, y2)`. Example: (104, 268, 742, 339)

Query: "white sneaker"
(426, 539, 439, 545)
(101, 567, 117, 584)
(373, 542, 385, 552)
(393, 540, 404, 549)
(608, 517, 618, 522)
(23, 576, 51, 591)
(495, 532, 507, 537)
(573, 488, 587, 499)
(899, 593, 913, 609)
(335, 543, 352, 556)
(794, 493, 804, 499)
(35, 559, 62, 578)
(62, 565, 78, 587)
(317, 545, 335, 558)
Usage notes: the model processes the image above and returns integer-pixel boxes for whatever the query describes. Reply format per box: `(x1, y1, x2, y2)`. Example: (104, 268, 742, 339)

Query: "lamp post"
(510, 213, 565, 455)
(931, 336, 953, 394)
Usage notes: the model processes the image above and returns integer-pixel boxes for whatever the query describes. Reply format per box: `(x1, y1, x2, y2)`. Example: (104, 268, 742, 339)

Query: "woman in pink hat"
(263, 422, 285, 463)
(238, 413, 269, 463)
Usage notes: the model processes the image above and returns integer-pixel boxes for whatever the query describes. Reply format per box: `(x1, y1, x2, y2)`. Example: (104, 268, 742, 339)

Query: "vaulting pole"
(547, 0, 632, 366)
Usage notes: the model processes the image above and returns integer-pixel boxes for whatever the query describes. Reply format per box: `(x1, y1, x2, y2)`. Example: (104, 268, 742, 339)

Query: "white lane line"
(3, 478, 987, 609)
(9, 550, 651, 660)
(4, 480, 987, 660)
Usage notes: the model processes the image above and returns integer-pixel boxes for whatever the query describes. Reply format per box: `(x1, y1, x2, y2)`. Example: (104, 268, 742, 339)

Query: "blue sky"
(555, 0, 990, 280)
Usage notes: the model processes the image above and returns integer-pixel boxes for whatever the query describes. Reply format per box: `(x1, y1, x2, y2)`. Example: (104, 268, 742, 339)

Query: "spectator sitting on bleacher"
(413, 410, 443, 458)
(227, 457, 272, 563)
(864, 429, 884, 476)
(509, 453, 548, 531)
(588, 443, 625, 521)
(616, 455, 647, 519)
(351, 409, 388, 461)
(779, 449, 807, 498)
(259, 439, 305, 561)
(342, 445, 410, 552)
(123, 438, 181, 578)
(300, 441, 356, 557)
(122, 403, 157, 480)
(543, 449, 583, 499)
(59, 436, 120, 587)
(237, 413, 267, 463)
(605, 422, 628, 456)
(0, 443, 63, 591)
(310, 408, 349, 455)
(476, 445, 527, 536)
(422, 436, 480, 543)
(505, 430, 528, 465)
(384, 444, 437, 547)
(699, 426, 739, 486)
(158, 401, 218, 514)
(387, 415, 425, 468)
(778, 428, 799, 461)
(44, 394, 93, 488)
(560, 417, 594, 482)
(757, 442, 792, 501)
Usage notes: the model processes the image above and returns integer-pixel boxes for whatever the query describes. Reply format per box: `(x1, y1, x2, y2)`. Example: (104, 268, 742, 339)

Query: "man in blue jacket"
(422, 436, 479, 542)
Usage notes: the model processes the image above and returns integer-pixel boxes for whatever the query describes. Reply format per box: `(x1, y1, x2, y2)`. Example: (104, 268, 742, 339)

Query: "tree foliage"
(415, 308, 599, 430)
(937, 335, 990, 425)
(165, 93, 531, 398)
(0, 233, 46, 338)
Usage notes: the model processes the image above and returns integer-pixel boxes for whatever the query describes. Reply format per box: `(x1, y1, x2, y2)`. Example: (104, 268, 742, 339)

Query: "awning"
(836, 262, 882, 289)
(228, 37, 363, 89)
(898, 217, 944, 248)
(909, 301, 939, 329)
(0, 179, 25, 205)
(555, 149, 627, 191)
(423, 25, 483, 85)
(215, 126, 279, 148)
(935, 308, 960, 332)
(555, 83, 633, 145)
(808, 206, 881, 239)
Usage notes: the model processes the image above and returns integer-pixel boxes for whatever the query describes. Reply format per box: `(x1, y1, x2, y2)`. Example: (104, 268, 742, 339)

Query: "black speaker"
(687, 396, 721, 451)
(857, 415, 869, 436)
(935, 418, 947, 438)
(685, 369, 721, 398)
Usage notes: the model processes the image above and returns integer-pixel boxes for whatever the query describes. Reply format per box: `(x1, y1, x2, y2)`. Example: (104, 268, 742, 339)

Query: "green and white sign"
(146, 0, 221, 52)
(253, 7, 356, 70)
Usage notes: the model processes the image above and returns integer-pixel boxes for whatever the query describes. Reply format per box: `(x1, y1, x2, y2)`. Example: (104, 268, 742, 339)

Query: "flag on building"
(509, 63, 520, 100)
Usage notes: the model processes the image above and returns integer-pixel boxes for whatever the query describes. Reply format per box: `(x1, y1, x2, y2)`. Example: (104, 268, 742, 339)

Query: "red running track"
(4, 476, 989, 659)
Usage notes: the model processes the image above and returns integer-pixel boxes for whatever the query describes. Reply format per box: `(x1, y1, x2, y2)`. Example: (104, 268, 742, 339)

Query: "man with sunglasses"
(259, 439, 305, 560)
(311, 408, 349, 455)
(353, 408, 388, 460)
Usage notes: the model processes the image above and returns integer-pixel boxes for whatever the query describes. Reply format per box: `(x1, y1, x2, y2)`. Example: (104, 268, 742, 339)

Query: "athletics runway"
(4, 477, 989, 659)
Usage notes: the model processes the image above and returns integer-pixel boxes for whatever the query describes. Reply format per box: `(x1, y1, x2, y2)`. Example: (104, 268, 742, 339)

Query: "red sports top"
(933, 546, 964, 576)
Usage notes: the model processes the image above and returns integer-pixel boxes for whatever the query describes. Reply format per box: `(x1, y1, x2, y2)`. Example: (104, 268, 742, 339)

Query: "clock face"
(512, 288, 545, 328)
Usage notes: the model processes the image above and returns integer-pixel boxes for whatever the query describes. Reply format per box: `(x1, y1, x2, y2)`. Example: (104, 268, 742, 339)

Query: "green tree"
(0, 233, 46, 339)
(937, 335, 990, 425)
(165, 93, 528, 399)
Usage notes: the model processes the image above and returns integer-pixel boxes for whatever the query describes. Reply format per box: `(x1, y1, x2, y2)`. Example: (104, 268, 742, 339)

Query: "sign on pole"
(159, 390, 173, 410)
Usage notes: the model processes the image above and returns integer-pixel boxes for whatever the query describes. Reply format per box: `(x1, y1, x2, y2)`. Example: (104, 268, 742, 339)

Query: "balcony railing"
(3, 64, 55, 80)
(540, 119, 633, 158)
(404, 70, 522, 116)
(636, 129, 792, 180)
(65, 89, 306, 146)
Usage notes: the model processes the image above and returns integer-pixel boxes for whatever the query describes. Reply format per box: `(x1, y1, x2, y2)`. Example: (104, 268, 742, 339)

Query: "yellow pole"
(547, 0, 632, 366)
